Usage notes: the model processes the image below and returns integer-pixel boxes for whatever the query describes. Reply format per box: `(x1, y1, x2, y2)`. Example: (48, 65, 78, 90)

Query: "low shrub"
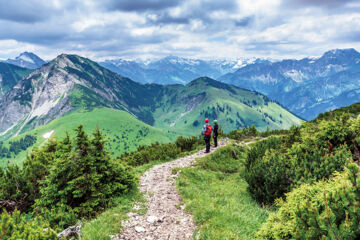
(0, 210, 57, 239)
(227, 125, 258, 140)
(245, 116, 360, 205)
(119, 142, 181, 166)
(245, 137, 290, 204)
(175, 136, 203, 152)
(256, 162, 360, 240)
(120, 135, 205, 166)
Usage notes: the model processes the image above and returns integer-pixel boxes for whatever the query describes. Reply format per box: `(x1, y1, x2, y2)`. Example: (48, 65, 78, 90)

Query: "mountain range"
(219, 48, 360, 120)
(99, 56, 264, 84)
(0, 54, 300, 141)
(1, 47, 358, 130)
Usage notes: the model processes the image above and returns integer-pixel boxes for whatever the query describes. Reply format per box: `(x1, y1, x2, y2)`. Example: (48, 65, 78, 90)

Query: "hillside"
(0, 54, 301, 141)
(153, 77, 302, 134)
(218, 48, 360, 120)
(0, 62, 32, 98)
(0, 107, 174, 167)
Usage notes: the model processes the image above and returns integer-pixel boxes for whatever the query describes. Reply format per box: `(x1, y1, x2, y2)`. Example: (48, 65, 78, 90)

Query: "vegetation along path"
(117, 140, 229, 240)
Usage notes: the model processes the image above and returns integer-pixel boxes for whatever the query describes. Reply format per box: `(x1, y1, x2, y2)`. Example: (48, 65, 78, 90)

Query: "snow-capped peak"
(18, 53, 35, 64)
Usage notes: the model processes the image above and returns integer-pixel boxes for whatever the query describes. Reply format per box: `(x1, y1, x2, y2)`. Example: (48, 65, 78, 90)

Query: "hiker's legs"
(205, 135, 210, 152)
(213, 136, 217, 147)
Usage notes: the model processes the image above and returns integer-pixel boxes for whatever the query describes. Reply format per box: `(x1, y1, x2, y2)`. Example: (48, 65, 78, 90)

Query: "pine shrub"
(256, 162, 360, 240)
(244, 137, 290, 204)
(0, 210, 57, 239)
(245, 116, 360, 205)
(36, 125, 136, 218)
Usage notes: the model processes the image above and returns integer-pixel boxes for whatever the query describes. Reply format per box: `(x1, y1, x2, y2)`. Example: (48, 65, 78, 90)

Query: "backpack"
(206, 124, 212, 134)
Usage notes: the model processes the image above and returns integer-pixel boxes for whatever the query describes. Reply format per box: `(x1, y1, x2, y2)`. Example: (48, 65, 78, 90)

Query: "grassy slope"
(0, 62, 32, 97)
(176, 144, 271, 239)
(0, 108, 175, 167)
(153, 78, 302, 135)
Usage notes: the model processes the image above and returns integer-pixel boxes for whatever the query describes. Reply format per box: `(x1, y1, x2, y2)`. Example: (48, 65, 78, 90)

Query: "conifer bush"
(0, 139, 58, 212)
(36, 125, 135, 218)
(256, 162, 360, 240)
(245, 116, 360, 205)
(120, 135, 204, 166)
(175, 136, 202, 152)
(228, 125, 259, 140)
(244, 137, 289, 204)
(0, 210, 57, 239)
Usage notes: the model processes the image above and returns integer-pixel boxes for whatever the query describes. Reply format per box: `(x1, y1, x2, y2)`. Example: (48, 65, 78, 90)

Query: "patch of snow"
(169, 57, 200, 65)
(43, 130, 54, 139)
(284, 70, 308, 83)
(19, 54, 35, 64)
(254, 74, 277, 83)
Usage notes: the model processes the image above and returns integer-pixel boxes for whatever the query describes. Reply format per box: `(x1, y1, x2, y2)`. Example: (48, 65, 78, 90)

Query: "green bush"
(290, 144, 353, 185)
(0, 210, 57, 240)
(245, 116, 360, 205)
(36, 125, 136, 218)
(119, 135, 204, 166)
(119, 142, 181, 166)
(40, 204, 77, 232)
(256, 162, 360, 240)
(245, 137, 290, 204)
(228, 125, 258, 140)
(175, 136, 202, 152)
(0, 140, 57, 212)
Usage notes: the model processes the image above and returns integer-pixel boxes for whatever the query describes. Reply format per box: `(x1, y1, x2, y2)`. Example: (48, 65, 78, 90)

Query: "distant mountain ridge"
(4, 52, 46, 69)
(0, 54, 300, 140)
(99, 56, 265, 84)
(218, 48, 360, 120)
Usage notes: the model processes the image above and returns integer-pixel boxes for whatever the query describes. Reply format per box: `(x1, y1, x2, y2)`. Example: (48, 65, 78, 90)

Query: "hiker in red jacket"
(201, 118, 212, 153)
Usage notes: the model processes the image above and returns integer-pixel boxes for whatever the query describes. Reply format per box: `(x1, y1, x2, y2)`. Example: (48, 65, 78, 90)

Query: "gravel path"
(117, 140, 228, 240)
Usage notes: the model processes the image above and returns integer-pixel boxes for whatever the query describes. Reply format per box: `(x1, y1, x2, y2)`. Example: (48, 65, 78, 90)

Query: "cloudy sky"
(0, 0, 359, 61)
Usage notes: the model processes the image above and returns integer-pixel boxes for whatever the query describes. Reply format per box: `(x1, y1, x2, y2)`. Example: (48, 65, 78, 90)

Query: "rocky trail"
(116, 140, 229, 240)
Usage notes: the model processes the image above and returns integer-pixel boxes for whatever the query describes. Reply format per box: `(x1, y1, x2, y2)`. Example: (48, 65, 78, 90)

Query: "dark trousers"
(213, 135, 218, 147)
(204, 135, 211, 152)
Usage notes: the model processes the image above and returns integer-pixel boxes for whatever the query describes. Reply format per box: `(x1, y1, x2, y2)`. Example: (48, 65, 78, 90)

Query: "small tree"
(37, 125, 135, 218)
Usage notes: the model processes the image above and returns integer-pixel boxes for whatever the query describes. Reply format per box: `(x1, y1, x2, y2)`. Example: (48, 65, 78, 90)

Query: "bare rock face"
(0, 58, 77, 136)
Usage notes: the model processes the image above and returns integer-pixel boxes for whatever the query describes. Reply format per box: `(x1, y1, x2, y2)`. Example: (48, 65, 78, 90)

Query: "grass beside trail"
(81, 189, 145, 240)
(176, 144, 271, 240)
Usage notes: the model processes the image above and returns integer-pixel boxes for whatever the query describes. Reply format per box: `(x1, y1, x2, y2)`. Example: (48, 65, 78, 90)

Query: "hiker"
(213, 120, 219, 147)
(201, 118, 212, 153)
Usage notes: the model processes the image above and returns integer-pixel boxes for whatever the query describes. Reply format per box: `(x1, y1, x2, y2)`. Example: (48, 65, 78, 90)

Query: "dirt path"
(116, 140, 228, 240)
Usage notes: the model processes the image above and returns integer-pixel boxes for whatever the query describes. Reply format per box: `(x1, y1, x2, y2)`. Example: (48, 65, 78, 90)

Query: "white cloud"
(0, 0, 359, 61)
